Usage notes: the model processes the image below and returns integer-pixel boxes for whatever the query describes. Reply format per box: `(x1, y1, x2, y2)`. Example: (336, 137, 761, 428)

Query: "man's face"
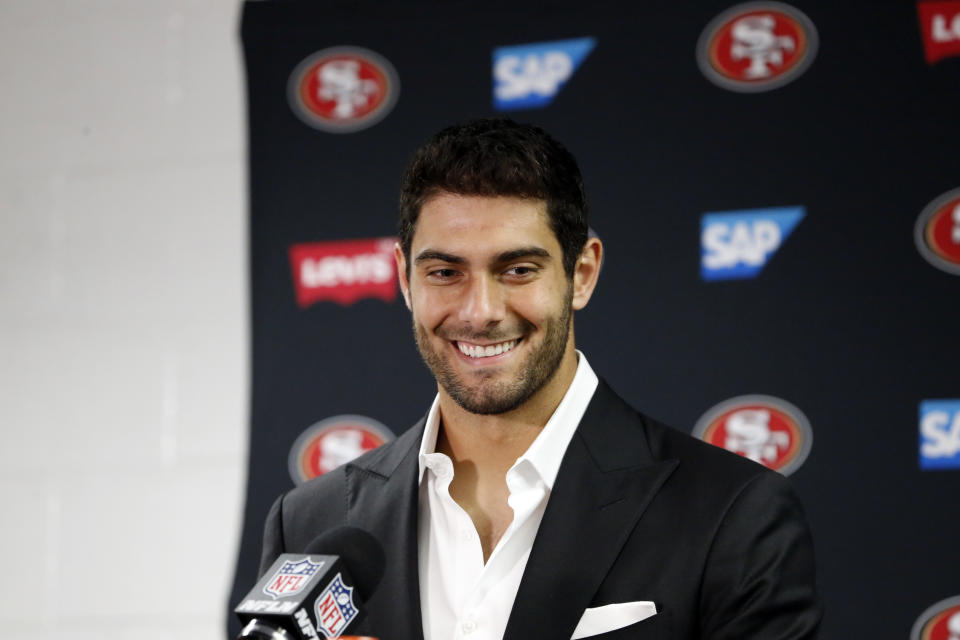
(397, 194, 576, 415)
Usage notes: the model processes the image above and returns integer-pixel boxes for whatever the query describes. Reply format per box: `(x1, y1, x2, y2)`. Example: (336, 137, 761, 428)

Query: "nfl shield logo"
(314, 572, 359, 638)
(262, 557, 325, 599)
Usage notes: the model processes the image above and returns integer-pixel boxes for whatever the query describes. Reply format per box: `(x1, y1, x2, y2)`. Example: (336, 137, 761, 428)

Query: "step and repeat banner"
(229, 1, 960, 637)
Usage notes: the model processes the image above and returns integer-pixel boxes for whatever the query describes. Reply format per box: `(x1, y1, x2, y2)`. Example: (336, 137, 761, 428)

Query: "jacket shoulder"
(647, 413, 773, 481)
(269, 417, 425, 552)
(594, 379, 780, 492)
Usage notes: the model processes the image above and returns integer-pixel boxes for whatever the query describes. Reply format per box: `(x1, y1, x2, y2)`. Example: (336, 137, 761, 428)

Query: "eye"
(504, 265, 539, 278)
(426, 268, 460, 280)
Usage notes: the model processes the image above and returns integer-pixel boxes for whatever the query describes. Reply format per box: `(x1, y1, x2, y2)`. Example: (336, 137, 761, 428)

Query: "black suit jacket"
(260, 380, 821, 639)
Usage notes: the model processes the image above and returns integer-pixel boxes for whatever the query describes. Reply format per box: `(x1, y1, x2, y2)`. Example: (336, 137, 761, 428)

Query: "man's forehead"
(413, 193, 554, 245)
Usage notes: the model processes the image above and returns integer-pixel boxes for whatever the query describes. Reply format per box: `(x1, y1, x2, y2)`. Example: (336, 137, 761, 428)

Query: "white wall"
(0, 2, 247, 638)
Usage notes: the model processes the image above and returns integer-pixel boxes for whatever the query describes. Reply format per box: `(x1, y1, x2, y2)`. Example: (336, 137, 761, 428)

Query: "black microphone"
(235, 526, 386, 639)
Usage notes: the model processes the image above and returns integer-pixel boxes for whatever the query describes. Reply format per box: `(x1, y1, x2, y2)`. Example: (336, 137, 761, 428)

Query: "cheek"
(505, 289, 560, 323)
(411, 291, 450, 329)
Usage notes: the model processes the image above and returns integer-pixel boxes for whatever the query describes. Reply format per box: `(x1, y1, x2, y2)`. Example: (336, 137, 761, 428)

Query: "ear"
(394, 242, 412, 310)
(571, 237, 603, 311)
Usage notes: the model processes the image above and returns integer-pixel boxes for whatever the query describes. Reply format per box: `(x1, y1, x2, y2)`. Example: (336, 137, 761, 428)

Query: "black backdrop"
(229, 1, 960, 637)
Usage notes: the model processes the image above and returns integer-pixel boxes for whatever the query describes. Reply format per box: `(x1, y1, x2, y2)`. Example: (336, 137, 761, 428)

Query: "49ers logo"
(915, 188, 960, 275)
(696, 2, 818, 92)
(288, 46, 399, 133)
(911, 595, 960, 640)
(288, 415, 393, 485)
(693, 395, 812, 475)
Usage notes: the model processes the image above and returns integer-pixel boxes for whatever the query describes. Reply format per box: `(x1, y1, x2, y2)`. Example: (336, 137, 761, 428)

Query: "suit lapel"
(344, 419, 426, 640)
(504, 381, 678, 640)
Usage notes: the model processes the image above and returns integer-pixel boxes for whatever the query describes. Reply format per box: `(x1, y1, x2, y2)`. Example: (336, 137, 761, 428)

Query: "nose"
(457, 273, 506, 329)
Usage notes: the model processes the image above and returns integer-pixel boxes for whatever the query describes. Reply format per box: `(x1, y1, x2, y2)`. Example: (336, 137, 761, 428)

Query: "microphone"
(235, 526, 386, 639)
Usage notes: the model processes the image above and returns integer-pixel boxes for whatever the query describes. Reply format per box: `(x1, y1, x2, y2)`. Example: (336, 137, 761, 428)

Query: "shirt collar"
(417, 351, 599, 488)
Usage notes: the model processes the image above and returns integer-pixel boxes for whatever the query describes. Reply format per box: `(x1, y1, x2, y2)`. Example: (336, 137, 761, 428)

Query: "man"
(260, 119, 821, 639)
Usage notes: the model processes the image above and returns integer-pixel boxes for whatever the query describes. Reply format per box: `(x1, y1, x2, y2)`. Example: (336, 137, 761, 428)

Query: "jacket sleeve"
(258, 494, 286, 578)
(699, 471, 822, 639)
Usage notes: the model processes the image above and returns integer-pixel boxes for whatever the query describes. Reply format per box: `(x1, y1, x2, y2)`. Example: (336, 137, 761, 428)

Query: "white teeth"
(457, 340, 516, 359)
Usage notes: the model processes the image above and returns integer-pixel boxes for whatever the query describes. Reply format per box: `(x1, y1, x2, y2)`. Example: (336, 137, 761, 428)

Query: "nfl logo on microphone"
(263, 557, 325, 599)
(314, 572, 359, 638)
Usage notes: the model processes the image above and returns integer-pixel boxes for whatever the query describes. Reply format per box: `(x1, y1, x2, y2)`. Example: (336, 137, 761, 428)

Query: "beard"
(413, 285, 573, 415)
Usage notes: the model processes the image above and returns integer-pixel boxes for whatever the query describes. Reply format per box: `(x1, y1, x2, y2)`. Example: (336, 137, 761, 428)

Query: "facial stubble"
(413, 284, 574, 415)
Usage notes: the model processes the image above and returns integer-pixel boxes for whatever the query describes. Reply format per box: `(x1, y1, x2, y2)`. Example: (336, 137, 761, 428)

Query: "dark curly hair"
(398, 118, 589, 277)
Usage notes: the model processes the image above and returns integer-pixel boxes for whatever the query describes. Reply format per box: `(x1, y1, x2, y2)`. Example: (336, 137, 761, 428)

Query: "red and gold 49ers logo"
(693, 395, 812, 476)
(288, 46, 400, 133)
(912, 596, 960, 640)
(915, 188, 960, 276)
(288, 415, 393, 484)
(697, 2, 818, 92)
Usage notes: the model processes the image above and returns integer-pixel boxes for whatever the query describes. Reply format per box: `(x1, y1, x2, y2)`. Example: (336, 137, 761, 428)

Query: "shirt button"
(461, 620, 477, 634)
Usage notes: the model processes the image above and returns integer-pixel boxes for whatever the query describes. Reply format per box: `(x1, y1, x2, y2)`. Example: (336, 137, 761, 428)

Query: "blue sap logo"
(920, 400, 960, 470)
(700, 206, 805, 280)
(492, 37, 596, 111)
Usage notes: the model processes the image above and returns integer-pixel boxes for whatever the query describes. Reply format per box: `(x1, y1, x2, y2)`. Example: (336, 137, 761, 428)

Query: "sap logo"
(920, 400, 960, 470)
(289, 237, 397, 307)
(493, 37, 595, 110)
(918, 1, 960, 64)
(701, 206, 805, 280)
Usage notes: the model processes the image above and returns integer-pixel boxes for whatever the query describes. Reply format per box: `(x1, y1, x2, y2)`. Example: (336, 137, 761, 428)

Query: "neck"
(432, 342, 579, 562)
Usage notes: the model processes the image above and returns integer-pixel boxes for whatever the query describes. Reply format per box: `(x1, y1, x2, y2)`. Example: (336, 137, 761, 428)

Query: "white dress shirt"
(417, 352, 599, 640)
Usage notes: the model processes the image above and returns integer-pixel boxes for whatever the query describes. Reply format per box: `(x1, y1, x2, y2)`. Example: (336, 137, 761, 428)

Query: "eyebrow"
(414, 250, 465, 265)
(494, 247, 552, 263)
(414, 246, 553, 266)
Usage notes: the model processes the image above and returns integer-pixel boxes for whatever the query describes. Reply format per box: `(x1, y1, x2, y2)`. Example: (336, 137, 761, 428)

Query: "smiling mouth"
(454, 339, 520, 359)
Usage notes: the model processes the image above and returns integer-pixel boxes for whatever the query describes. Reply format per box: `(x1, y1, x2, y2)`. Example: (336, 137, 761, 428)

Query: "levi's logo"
(289, 237, 397, 307)
(918, 1, 960, 63)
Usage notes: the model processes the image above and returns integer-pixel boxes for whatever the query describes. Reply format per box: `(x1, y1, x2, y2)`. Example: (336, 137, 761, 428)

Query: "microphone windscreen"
(303, 526, 386, 601)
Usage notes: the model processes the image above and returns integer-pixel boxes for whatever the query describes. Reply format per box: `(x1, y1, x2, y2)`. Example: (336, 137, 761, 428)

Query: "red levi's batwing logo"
(289, 237, 397, 308)
(918, 1, 960, 63)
